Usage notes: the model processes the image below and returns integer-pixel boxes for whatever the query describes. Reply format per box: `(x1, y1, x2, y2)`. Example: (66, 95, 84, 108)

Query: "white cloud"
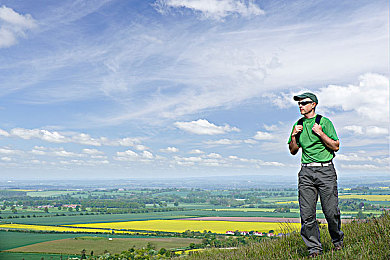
(0, 5, 37, 48)
(154, 0, 264, 21)
(253, 131, 274, 140)
(263, 124, 278, 131)
(173, 155, 202, 166)
(0, 147, 22, 155)
(366, 126, 388, 136)
(318, 73, 389, 122)
(142, 151, 154, 159)
(4, 127, 145, 148)
(267, 74, 389, 123)
(10, 128, 67, 143)
(258, 161, 285, 167)
(337, 153, 373, 162)
(116, 150, 138, 158)
(52, 149, 83, 158)
(343, 125, 364, 135)
(243, 139, 257, 144)
(1, 157, 12, 162)
(82, 148, 104, 155)
(206, 152, 222, 159)
(189, 149, 204, 154)
(0, 129, 10, 137)
(31, 149, 46, 155)
(160, 147, 179, 153)
(205, 138, 242, 145)
(175, 119, 240, 135)
(343, 125, 388, 136)
(205, 138, 258, 145)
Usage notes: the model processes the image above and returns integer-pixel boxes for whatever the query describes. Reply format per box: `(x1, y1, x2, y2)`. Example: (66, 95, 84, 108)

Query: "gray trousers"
(298, 163, 344, 254)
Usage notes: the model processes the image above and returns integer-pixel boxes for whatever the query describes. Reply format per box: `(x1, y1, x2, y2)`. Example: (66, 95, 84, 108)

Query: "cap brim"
(293, 95, 304, 101)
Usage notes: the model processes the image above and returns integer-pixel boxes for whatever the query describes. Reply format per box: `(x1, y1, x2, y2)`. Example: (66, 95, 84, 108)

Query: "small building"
(225, 231, 235, 235)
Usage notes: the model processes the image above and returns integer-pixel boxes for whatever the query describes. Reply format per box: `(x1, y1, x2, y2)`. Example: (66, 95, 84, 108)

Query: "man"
(288, 92, 344, 257)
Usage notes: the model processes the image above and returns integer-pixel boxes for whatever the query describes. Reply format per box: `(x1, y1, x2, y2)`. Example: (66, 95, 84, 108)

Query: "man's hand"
(292, 125, 303, 136)
(312, 123, 323, 136)
(312, 123, 340, 152)
(289, 125, 302, 155)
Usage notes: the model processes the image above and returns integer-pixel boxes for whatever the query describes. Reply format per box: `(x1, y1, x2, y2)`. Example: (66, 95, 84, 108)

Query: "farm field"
(0, 231, 146, 251)
(339, 194, 390, 201)
(2, 185, 390, 259)
(0, 223, 121, 234)
(6, 237, 202, 255)
(65, 219, 301, 234)
(1, 211, 194, 225)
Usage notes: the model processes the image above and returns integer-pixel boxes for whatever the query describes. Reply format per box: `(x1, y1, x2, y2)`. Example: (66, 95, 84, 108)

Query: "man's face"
(298, 98, 316, 115)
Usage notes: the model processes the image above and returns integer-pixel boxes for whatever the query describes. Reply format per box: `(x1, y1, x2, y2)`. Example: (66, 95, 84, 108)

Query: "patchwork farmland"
(1, 185, 389, 259)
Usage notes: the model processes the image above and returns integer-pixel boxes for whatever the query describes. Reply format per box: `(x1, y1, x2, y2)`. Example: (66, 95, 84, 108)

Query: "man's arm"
(312, 123, 340, 152)
(289, 125, 303, 155)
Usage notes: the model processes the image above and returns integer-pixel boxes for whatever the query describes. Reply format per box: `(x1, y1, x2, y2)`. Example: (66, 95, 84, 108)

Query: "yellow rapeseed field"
(339, 194, 390, 201)
(0, 223, 130, 234)
(64, 220, 300, 234)
(276, 201, 299, 204)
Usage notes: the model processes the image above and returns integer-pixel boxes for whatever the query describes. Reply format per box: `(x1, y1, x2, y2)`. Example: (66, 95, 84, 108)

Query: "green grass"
(188, 213, 390, 259)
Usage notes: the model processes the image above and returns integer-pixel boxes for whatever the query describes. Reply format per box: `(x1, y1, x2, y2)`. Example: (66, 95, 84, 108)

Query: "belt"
(301, 161, 333, 167)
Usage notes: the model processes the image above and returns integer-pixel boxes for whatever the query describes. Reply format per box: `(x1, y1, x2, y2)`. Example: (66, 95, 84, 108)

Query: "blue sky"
(0, 0, 388, 180)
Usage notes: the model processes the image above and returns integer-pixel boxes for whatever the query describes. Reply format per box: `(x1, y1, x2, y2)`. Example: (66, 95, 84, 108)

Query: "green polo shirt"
(288, 116, 338, 163)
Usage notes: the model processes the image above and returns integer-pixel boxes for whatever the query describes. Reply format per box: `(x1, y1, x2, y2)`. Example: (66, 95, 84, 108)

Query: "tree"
(44, 207, 49, 213)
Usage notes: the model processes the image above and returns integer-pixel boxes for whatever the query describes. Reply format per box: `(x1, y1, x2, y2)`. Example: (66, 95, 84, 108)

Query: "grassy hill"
(188, 213, 390, 259)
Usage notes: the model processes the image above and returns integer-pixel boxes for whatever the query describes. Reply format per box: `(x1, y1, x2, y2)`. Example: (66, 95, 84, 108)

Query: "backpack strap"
(295, 118, 304, 146)
(315, 114, 322, 125)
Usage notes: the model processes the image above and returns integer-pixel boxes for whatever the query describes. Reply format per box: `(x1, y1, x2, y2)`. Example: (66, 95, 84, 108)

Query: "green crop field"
(6, 237, 201, 255)
(0, 252, 71, 260)
(26, 190, 78, 197)
(0, 231, 152, 251)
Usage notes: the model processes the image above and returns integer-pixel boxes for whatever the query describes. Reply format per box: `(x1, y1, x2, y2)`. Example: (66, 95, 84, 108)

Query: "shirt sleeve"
(287, 122, 298, 144)
(322, 117, 338, 141)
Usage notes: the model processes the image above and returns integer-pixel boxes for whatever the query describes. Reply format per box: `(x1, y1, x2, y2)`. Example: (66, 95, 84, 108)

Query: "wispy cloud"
(153, 0, 264, 21)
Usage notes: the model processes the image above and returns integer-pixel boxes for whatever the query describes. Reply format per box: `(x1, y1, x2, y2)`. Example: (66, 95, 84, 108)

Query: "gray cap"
(293, 92, 318, 104)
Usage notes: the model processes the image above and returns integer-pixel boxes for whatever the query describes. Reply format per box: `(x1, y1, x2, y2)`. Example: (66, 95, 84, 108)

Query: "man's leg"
(317, 164, 344, 247)
(299, 166, 322, 254)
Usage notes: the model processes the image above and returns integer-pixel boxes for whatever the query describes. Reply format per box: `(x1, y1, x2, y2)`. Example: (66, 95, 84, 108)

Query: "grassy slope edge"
(188, 213, 390, 260)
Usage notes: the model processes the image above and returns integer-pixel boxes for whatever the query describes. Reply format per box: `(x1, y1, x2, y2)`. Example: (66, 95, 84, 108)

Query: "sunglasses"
(298, 101, 313, 106)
